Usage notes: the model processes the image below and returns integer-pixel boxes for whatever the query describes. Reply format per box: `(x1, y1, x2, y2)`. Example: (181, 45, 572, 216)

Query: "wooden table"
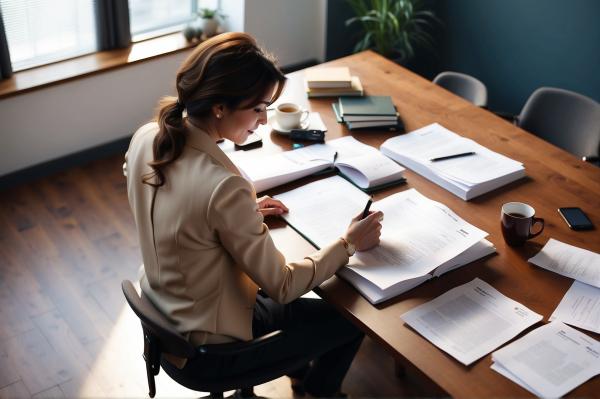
(253, 51, 600, 397)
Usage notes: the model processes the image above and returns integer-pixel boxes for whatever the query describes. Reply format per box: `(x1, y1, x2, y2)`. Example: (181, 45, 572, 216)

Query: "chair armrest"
(197, 330, 284, 355)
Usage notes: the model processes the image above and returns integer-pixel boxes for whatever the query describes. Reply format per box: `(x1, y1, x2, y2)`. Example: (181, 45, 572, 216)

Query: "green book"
(338, 96, 396, 117)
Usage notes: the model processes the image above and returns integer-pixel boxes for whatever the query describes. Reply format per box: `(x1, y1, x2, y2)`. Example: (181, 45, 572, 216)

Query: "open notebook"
(229, 136, 406, 193)
(380, 123, 526, 200)
(274, 176, 496, 304)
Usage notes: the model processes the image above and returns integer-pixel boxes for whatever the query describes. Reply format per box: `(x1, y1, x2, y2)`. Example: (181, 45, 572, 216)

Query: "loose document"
(380, 123, 525, 200)
(229, 136, 405, 193)
(528, 238, 600, 288)
(273, 176, 495, 304)
(401, 278, 543, 366)
(491, 321, 600, 398)
(550, 281, 600, 334)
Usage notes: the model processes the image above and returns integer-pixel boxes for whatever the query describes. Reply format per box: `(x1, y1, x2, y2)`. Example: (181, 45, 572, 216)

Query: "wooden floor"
(0, 154, 433, 398)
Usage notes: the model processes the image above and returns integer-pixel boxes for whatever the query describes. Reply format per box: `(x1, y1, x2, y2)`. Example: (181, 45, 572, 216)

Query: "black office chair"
(121, 280, 312, 398)
(433, 71, 488, 107)
(517, 87, 600, 165)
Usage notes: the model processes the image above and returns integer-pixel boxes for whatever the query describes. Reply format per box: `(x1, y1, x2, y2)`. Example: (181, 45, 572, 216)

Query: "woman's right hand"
(344, 210, 384, 251)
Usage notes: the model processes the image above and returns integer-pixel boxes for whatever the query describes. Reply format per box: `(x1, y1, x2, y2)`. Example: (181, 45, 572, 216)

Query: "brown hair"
(143, 32, 286, 187)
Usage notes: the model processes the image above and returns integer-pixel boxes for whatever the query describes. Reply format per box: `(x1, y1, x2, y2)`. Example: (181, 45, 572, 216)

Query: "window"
(0, 0, 96, 71)
(129, 0, 196, 42)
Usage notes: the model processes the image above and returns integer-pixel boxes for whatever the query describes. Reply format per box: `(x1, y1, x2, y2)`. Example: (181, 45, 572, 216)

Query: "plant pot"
(201, 18, 219, 37)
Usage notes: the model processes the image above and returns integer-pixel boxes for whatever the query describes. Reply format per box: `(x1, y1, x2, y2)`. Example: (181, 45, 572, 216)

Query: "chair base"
(203, 388, 256, 398)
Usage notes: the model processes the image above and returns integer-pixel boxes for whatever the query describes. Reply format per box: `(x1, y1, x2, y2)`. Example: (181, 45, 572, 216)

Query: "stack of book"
(304, 67, 364, 98)
(332, 95, 402, 131)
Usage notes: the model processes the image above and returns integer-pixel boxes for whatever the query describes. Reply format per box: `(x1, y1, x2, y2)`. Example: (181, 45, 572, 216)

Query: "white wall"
(244, 0, 326, 66)
(0, 0, 326, 177)
(0, 52, 190, 176)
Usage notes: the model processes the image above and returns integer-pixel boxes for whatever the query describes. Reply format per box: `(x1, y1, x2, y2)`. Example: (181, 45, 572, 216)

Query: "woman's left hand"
(257, 196, 289, 217)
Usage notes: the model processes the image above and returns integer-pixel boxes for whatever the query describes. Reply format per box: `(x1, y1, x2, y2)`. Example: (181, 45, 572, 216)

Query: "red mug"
(501, 202, 544, 246)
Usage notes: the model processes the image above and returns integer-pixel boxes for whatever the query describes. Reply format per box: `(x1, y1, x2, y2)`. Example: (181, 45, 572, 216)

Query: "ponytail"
(142, 96, 186, 187)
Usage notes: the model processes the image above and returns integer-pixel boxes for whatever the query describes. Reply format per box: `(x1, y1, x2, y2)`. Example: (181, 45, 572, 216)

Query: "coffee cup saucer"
(268, 114, 310, 134)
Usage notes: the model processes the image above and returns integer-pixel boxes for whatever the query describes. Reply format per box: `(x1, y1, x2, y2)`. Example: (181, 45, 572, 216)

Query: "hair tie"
(174, 100, 185, 113)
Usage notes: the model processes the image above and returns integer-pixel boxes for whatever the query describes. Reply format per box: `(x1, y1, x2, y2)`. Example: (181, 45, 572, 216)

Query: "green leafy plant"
(345, 0, 439, 62)
(199, 7, 225, 20)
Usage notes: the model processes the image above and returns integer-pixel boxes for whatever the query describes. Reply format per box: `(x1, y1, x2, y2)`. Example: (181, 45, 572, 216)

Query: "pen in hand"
(361, 197, 373, 220)
(430, 151, 476, 162)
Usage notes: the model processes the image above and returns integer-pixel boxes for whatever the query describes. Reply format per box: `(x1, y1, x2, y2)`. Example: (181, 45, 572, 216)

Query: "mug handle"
(529, 217, 545, 239)
(300, 110, 310, 124)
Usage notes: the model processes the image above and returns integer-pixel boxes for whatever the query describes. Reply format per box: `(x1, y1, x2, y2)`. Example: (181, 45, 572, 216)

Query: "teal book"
(338, 96, 396, 117)
(331, 102, 343, 123)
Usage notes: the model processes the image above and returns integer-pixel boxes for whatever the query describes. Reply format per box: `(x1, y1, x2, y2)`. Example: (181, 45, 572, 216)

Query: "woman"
(125, 32, 383, 397)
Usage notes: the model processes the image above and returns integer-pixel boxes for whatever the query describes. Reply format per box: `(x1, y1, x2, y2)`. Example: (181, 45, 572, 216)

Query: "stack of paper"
(304, 67, 364, 98)
(401, 278, 543, 366)
(273, 176, 495, 304)
(332, 96, 402, 130)
(229, 136, 406, 193)
(491, 322, 600, 398)
(380, 123, 526, 200)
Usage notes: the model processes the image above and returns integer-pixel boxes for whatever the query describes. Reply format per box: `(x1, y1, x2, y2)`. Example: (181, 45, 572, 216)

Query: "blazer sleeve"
(207, 175, 349, 304)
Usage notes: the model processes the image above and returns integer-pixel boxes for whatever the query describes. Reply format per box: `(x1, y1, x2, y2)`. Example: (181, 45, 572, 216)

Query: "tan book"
(305, 76, 364, 98)
(305, 66, 352, 88)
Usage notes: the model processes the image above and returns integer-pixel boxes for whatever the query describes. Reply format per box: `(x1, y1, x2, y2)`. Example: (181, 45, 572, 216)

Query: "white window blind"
(129, 0, 195, 42)
(0, 0, 96, 71)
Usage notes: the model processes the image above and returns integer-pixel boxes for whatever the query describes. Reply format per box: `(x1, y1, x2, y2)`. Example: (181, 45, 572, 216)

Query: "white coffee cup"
(275, 103, 309, 130)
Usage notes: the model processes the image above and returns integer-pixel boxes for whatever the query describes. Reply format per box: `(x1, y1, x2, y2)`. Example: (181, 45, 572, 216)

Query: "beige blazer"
(125, 121, 349, 347)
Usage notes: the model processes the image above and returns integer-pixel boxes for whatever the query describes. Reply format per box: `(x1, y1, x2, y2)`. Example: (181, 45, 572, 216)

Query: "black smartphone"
(234, 133, 263, 150)
(557, 207, 594, 230)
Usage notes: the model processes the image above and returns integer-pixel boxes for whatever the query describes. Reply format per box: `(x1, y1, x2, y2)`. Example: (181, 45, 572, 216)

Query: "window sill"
(0, 32, 196, 100)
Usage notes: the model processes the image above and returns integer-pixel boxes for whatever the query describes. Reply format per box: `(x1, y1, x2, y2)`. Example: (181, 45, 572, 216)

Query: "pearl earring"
(216, 114, 222, 119)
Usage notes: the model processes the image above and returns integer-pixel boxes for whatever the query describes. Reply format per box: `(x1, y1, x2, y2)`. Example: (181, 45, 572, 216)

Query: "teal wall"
(327, 0, 600, 114)
(436, 0, 600, 114)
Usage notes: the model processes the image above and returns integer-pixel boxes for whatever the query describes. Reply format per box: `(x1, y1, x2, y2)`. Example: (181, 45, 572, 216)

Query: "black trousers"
(251, 292, 364, 396)
(179, 292, 364, 397)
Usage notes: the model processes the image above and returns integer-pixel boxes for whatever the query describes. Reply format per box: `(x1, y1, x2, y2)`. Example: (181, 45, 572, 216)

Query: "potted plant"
(345, 0, 439, 63)
(199, 7, 225, 38)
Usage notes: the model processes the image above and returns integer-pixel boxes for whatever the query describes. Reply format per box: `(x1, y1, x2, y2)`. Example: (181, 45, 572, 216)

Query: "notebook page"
(328, 136, 405, 188)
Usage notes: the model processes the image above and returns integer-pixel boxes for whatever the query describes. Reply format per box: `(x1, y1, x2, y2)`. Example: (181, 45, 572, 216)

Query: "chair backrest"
(121, 280, 196, 358)
(519, 87, 600, 159)
(122, 280, 303, 397)
(433, 71, 488, 107)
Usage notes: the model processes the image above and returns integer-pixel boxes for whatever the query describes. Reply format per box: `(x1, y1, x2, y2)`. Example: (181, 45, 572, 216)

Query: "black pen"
(361, 197, 373, 220)
(430, 151, 476, 162)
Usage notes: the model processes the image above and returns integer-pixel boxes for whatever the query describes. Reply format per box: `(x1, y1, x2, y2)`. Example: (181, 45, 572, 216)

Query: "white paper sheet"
(528, 238, 600, 288)
(491, 321, 600, 398)
(274, 177, 488, 290)
(550, 280, 600, 334)
(400, 278, 543, 366)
